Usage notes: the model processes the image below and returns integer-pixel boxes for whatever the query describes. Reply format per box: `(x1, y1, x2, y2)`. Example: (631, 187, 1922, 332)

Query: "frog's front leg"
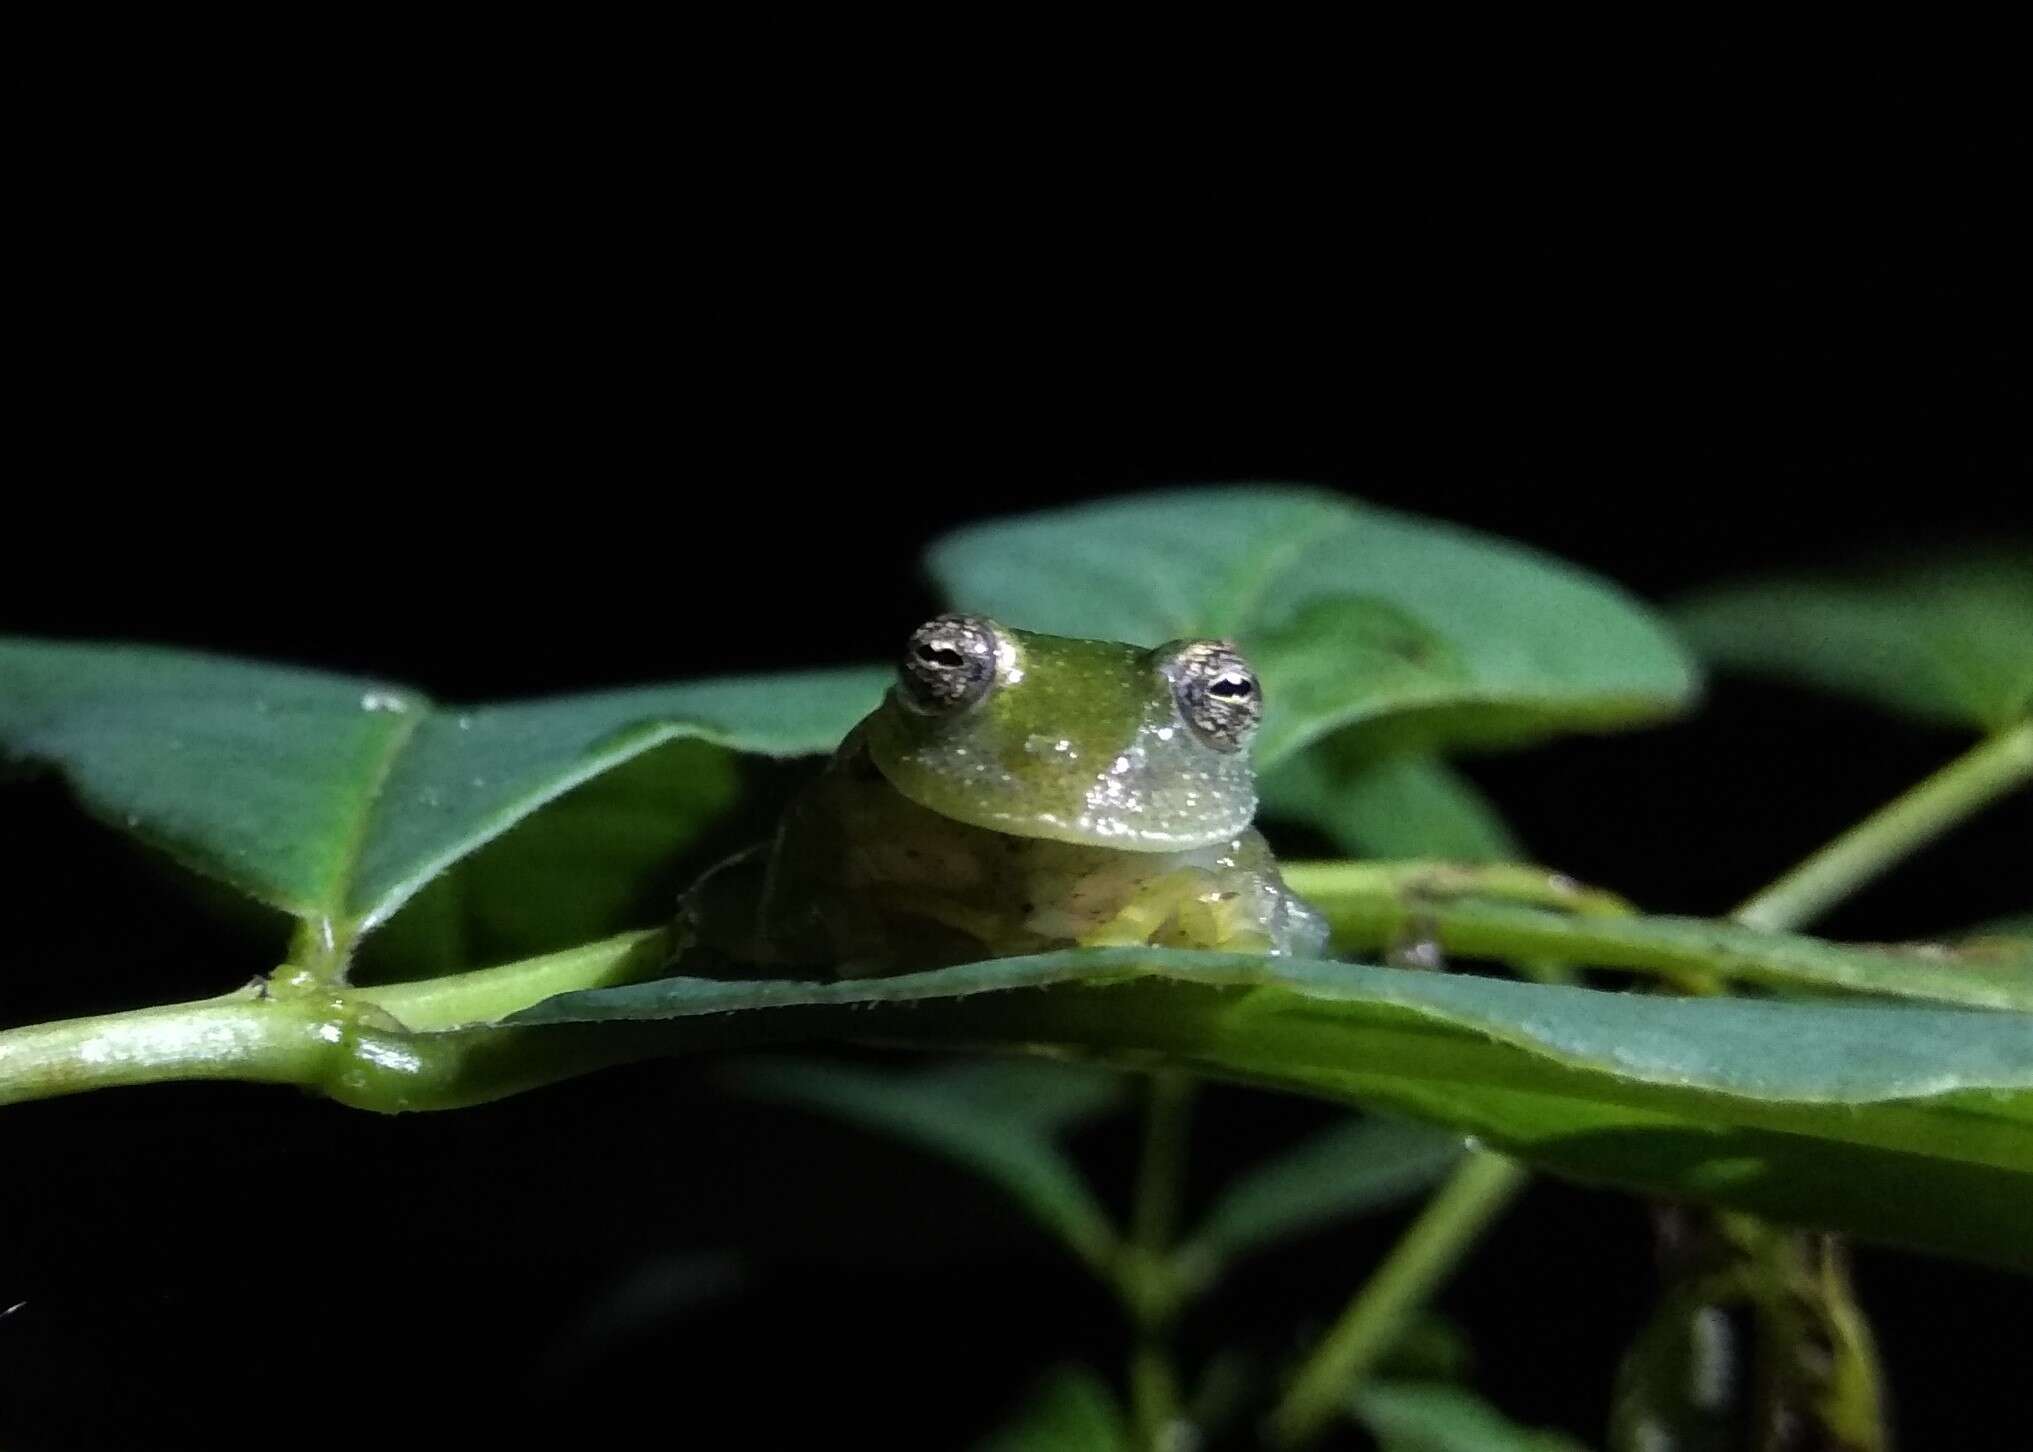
(1075, 869, 1274, 953)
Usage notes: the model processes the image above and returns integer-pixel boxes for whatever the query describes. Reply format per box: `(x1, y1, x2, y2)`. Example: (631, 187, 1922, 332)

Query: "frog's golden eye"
(1168, 640, 1262, 752)
(898, 613, 999, 715)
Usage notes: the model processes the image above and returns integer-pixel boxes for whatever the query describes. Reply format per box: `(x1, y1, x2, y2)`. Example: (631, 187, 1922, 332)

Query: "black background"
(3, 44, 2028, 1450)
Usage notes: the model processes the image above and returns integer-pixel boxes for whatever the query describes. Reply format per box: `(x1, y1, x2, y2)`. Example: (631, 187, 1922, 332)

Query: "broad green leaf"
(1262, 748, 1522, 861)
(927, 488, 1698, 763)
(973, 1366, 1130, 1452)
(513, 949, 2033, 1269)
(1675, 549, 2033, 731)
(1354, 1381, 1592, 1451)
(357, 738, 745, 980)
(716, 1058, 1121, 1273)
(0, 639, 886, 954)
(1178, 1116, 1465, 1278)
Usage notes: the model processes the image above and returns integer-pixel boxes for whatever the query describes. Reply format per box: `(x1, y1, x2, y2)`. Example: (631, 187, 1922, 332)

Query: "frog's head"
(864, 614, 1264, 850)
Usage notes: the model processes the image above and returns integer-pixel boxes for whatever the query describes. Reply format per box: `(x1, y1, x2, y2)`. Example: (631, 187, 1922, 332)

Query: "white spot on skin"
(360, 692, 408, 713)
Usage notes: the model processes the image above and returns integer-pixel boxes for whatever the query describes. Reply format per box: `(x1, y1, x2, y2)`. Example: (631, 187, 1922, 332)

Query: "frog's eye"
(898, 613, 1000, 715)
(1168, 640, 1263, 753)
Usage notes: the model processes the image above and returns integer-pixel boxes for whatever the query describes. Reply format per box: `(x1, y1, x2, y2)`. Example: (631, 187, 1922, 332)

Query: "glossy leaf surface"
(513, 948, 2033, 1269)
(928, 488, 1698, 763)
(0, 639, 886, 951)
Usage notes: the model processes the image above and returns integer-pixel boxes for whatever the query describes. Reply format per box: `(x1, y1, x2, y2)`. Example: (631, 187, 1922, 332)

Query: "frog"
(684, 613, 1329, 976)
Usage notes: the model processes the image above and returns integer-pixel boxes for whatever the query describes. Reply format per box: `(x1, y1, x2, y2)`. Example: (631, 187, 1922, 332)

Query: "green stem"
(0, 988, 335, 1103)
(359, 929, 671, 1029)
(1130, 1072, 1194, 1272)
(1266, 1152, 1527, 1449)
(1733, 720, 2033, 934)
(0, 930, 672, 1111)
(1125, 1070, 1194, 1452)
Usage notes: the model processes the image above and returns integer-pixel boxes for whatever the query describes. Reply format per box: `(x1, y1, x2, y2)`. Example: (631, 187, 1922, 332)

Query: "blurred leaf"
(1377, 1315, 1477, 1384)
(1179, 1116, 1465, 1278)
(927, 487, 1698, 764)
(1262, 747, 1521, 861)
(1352, 1380, 1592, 1451)
(973, 1366, 1130, 1451)
(0, 638, 885, 957)
(716, 1058, 1121, 1273)
(899, 1057, 1128, 1134)
(535, 1252, 745, 1390)
(1963, 912, 2033, 942)
(515, 946, 2033, 1269)
(1609, 1286, 1742, 1452)
(1675, 548, 2033, 731)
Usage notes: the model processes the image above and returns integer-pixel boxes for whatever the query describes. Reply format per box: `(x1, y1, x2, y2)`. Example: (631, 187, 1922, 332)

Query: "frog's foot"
(1076, 870, 1274, 953)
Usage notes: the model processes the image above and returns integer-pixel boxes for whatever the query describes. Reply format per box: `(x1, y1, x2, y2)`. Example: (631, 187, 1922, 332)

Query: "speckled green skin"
(692, 625, 1328, 974)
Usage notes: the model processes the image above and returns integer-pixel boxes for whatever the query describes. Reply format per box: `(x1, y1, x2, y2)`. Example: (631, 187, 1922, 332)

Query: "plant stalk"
(1125, 1070, 1194, 1452)
(1262, 722, 2031, 1446)
(1733, 720, 2033, 934)
(0, 931, 670, 1110)
(1266, 1150, 1527, 1448)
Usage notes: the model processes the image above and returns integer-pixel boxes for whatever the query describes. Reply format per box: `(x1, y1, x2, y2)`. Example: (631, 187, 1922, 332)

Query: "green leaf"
(0, 639, 886, 956)
(357, 738, 746, 979)
(1675, 548, 2033, 731)
(1262, 748, 1521, 861)
(1353, 1380, 1593, 1451)
(716, 1057, 1122, 1273)
(1179, 1116, 1465, 1277)
(513, 949, 2033, 1269)
(898, 1057, 1129, 1134)
(1964, 912, 2033, 942)
(927, 488, 1698, 764)
(973, 1366, 1131, 1452)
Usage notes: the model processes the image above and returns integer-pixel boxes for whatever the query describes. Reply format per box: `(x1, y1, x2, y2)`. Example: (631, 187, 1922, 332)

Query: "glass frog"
(686, 614, 1329, 975)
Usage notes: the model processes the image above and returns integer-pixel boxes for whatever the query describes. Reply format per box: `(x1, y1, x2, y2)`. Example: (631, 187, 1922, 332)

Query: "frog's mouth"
(864, 702, 1258, 852)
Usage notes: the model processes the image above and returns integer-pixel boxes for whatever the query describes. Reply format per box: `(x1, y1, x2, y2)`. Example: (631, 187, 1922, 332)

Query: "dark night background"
(2, 48, 2028, 1450)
